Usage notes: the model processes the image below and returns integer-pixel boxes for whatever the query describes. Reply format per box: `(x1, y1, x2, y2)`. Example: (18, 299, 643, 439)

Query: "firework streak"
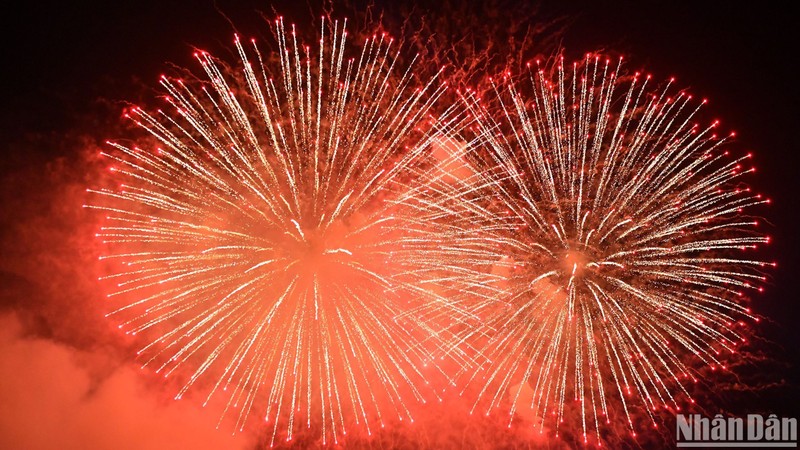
(86, 18, 480, 445)
(441, 55, 771, 444)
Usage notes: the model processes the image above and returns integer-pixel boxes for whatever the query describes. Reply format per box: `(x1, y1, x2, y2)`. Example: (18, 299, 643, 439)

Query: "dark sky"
(1, 0, 797, 447)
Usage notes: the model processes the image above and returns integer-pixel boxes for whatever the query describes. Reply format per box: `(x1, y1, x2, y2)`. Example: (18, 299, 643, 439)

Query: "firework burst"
(85, 17, 469, 445)
(448, 55, 772, 444)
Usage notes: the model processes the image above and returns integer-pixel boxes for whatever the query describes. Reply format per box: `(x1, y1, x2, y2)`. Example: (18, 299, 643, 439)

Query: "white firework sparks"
(445, 54, 771, 444)
(86, 17, 472, 446)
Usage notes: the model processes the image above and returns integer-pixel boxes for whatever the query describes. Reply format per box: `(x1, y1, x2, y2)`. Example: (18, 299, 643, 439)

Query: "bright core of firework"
(86, 17, 467, 446)
(444, 55, 771, 444)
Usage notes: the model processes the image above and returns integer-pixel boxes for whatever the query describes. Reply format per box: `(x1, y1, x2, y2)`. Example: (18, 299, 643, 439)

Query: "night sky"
(1, 1, 797, 448)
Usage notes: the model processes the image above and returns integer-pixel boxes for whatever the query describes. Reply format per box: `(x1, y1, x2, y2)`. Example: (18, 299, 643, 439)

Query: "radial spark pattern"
(87, 18, 467, 445)
(451, 56, 771, 443)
